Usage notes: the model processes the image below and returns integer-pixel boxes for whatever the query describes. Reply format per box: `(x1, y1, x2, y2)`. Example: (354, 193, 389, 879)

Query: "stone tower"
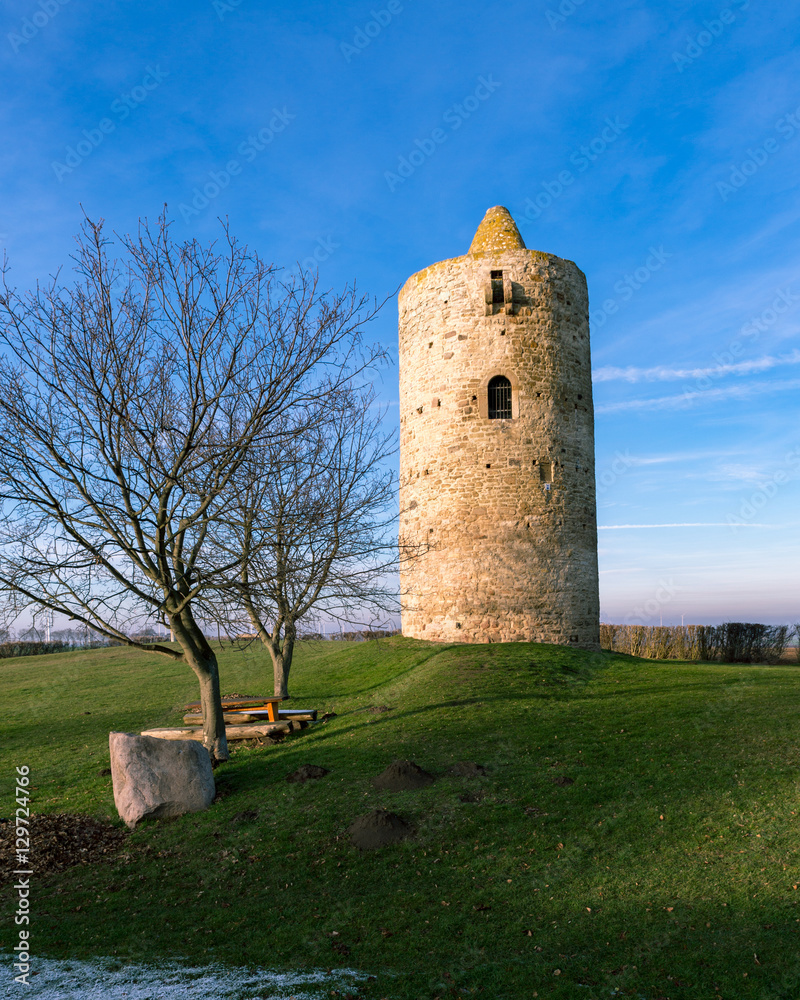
(398, 206, 599, 648)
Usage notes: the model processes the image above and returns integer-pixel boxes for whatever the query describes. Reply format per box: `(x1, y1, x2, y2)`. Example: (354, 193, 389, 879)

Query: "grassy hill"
(1, 637, 799, 999)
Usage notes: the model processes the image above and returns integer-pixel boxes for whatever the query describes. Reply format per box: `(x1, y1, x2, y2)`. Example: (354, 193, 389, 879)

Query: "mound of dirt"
(552, 775, 575, 787)
(286, 764, 330, 783)
(372, 760, 435, 792)
(0, 813, 127, 882)
(348, 808, 413, 849)
(448, 761, 487, 778)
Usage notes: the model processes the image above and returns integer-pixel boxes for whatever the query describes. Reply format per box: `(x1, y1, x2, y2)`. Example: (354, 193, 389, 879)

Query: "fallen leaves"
(0, 814, 127, 880)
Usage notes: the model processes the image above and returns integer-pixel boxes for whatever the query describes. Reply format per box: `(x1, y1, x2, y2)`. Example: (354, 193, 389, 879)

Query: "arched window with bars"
(488, 375, 512, 419)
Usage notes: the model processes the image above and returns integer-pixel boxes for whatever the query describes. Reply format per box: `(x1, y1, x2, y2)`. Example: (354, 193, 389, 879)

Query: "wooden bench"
(184, 696, 285, 723)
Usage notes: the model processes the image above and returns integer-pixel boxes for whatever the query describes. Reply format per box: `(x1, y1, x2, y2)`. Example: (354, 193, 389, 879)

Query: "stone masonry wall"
(398, 245, 600, 648)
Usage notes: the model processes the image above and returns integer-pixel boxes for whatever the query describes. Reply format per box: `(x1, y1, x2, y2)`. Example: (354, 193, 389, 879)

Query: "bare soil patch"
(0, 813, 127, 882)
(372, 759, 435, 791)
(348, 808, 413, 849)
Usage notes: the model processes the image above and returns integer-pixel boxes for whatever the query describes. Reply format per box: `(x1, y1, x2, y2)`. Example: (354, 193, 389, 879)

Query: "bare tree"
(0, 213, 379, 761)
(208, 380, 398, 698)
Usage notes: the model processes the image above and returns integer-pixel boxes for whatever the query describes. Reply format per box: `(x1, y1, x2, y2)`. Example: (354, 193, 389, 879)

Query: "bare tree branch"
(0, 211, 383, 760)
(203, 379, 399, 697)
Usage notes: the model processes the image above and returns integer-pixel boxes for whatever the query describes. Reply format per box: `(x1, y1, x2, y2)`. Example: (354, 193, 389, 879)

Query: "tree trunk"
(191, 654, 229, 762)
(171, 613, 229, 763)
(269, 624, 295, 699)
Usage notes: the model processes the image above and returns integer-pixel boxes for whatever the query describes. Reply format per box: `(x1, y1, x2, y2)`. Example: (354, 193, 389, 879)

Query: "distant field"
(2, 638, 799, 999)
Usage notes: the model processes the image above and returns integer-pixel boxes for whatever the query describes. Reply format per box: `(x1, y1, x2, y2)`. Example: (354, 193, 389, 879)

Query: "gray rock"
(109, 732, 215, 829)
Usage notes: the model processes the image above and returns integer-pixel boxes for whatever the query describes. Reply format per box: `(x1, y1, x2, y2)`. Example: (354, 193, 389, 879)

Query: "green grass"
(2, 637, 800, 999)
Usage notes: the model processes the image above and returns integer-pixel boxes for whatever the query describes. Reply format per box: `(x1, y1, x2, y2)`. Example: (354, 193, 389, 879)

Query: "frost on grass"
(0, 955, 372, 999)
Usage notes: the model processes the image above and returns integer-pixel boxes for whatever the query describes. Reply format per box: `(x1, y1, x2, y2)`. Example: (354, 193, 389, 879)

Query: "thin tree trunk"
(171, 614, 229, 763)
(268, 623, 295, 699)
(190, 653, 229, 763)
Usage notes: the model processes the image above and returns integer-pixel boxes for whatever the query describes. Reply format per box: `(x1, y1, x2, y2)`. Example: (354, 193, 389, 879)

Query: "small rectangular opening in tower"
(488, 376, 512, 419)
(490, 270, 504, 304)
(539, 461, 552, 483)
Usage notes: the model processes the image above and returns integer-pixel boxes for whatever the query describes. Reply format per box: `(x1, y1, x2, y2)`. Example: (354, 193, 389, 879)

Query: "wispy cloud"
(621, 448, 745, 466)
(593, 350, 800, 384)
(699, 462, 778, 486)
(598, 566, 647, 574)
(591, 263, 800, 370)
(595, 377, 800, 414)
(598, 522, 784, 530)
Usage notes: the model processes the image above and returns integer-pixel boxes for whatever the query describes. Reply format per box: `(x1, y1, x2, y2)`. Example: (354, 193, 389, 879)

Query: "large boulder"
(109, 732, 215, 829)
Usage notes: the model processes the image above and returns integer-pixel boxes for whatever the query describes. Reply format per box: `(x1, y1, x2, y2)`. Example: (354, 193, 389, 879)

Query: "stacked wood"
(184, 697, 280, 711)
(142, 719, 309, 742)
(278, 709, 318, 721)
(182, 705, 317, 725)
(182, 712, 262, 725)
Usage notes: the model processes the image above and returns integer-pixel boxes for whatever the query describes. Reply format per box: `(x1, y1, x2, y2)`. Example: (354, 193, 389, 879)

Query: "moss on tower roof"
(468, 206, 526, 254)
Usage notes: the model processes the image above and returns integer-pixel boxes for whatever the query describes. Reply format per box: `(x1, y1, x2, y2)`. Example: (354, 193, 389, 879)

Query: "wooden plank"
(184, 696, 284, 711)
(182, 708, 317, 724)
(182, 713, 262, 725)
(221, 708, 317, 721)
(142, 720, 298, 741)
(142, 719, 309, 741)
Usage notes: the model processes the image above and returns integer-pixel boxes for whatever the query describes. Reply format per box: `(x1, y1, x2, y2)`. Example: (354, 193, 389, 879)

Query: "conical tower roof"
(468, 205, 526, 254)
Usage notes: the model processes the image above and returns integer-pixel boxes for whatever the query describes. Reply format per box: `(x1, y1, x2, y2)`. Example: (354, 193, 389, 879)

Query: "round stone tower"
(398, 205, 599, 648)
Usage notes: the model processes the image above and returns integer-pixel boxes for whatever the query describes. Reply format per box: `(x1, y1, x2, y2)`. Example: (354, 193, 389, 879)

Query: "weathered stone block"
(109, 731, 215, 829)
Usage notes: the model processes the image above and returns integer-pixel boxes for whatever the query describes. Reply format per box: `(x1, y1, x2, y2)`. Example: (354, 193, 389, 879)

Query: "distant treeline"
(298, 629, 402, 641)
(0, 630, 402, 659)
(0, 639, 113, 659)
(600, 622, 799, 664)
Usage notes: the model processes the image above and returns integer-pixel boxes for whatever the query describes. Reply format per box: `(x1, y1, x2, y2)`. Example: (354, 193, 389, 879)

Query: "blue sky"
(2, 0, 799, 626)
